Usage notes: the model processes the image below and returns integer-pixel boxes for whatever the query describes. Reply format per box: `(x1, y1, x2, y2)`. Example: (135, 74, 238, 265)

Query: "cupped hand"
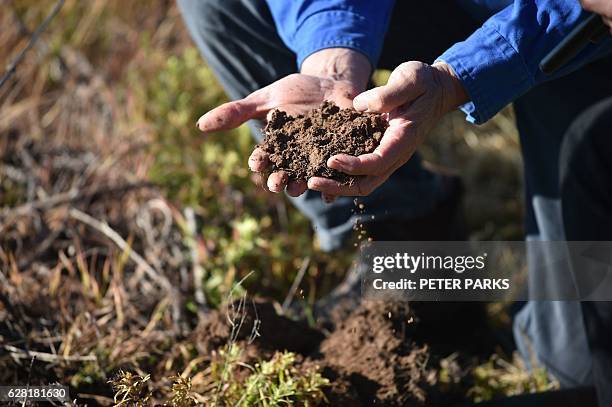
(197, 74, 360, 198)
(197, 48, 371, 202)
(307, 61, 469, 197)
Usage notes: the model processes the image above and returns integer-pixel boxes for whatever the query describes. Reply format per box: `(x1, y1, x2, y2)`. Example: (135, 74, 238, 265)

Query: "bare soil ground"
(195, 299, 478, 406)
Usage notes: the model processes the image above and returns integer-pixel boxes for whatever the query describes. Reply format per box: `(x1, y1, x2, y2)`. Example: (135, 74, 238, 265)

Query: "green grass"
(108, 344, 329, 407)
(469, 353, 559, 402)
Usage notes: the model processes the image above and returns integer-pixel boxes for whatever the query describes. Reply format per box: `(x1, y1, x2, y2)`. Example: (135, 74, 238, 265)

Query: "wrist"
(300, 48, 371, 92)
(431, 62, 469, 112)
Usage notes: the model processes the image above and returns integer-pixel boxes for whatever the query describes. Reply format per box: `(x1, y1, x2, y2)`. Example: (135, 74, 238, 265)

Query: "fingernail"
(267, 175, 287, 192)
(196, 113, 210, 131)
(353, 95, 368, 111)
(328, 156, 345, 168)
(331, 157, 354, 173)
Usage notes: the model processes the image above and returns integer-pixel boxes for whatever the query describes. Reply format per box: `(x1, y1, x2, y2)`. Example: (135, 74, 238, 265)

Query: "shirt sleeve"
(265, 0, 395, 68)
(436, 0, 612, 124)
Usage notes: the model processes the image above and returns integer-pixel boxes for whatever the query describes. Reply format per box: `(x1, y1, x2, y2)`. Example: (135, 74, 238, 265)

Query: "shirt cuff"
(436, 25, 535, 124)
(292, 10, 387, 69)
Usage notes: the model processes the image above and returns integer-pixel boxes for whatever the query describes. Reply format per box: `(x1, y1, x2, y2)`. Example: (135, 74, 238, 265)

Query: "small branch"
(184, 207, 208, 314)
(3, 345, 96, 363)
(1, 189, 79, 219)
(282, 256, 310, 312)
(68, 208, 173, 293)
(0, 182, 153, 221)
(0, 0, 65, 90)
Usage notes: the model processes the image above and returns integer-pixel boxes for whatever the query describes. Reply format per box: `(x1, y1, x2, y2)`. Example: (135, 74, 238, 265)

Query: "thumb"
(353, 61, 427, 113)
(197, 94, 265, 133)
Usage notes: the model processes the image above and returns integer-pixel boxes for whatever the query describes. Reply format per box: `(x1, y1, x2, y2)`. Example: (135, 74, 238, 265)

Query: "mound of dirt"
(194, 299, 443, 406)
(194, 300, 324, 357)
(320, 302, 436, 406)
(259, 101, 388, 185)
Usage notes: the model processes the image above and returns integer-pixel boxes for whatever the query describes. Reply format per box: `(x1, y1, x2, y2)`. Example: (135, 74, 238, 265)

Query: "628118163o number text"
(0, 385, 69, 402)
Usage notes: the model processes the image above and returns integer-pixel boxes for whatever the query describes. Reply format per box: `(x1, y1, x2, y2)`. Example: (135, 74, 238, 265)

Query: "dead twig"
(69, 207, 184, 332)
(0, 182, 154, 221)
(184, 207, 207, 315)
(3, 344, 96, 363)
(22, 356, 36, 407)
(0, 0, 65, 90)
(1, 189, 78, 219)
(68, 208, 172, 293)
(282, 256, 310, 312)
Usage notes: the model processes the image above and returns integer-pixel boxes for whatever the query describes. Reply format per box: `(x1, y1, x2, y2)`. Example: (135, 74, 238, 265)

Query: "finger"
(327, 117, 413, 176)
(308, 175, 382, 197)
(197, 96, 263, 133)
(321, 193, 337, 204)
(251, 172, 266, 189)
(353, 61, 427, 113)
(327, 152, 385, 176)
(373, 116, 416, 164)
(308, 177, 351, 195)
(267, 171, 289, 193)
(286, 180, 308, 197)
(309, 159, 401, 197)
(248, 147, 270, 172)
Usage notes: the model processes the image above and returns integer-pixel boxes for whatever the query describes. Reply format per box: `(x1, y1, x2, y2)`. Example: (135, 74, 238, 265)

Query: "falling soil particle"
(259, 101, 388, 185)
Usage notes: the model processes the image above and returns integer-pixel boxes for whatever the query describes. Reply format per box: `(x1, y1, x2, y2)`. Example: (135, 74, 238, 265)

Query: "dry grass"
(1, 1, 236, 401)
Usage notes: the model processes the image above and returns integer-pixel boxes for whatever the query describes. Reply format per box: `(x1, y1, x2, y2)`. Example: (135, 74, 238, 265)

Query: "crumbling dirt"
(319, 301, 437, 406)
(195, 300, 447, 406)
(260, 101, 388, 185)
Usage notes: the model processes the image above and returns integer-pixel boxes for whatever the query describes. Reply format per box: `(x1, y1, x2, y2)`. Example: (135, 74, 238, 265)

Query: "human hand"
(307, 61, 468, 197)
(581, 0, 612, 31)
(197, 48, 371, 199)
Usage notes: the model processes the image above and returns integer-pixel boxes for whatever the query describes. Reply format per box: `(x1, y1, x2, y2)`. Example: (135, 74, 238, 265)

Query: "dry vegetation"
(0, 1, 552, 405)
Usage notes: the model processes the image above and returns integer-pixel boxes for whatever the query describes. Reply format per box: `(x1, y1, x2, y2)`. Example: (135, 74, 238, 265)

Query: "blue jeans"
(178, 0, 612, 399)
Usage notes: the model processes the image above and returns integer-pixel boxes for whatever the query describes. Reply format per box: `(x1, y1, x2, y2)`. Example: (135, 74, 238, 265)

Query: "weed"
(109, 345, 328, 406)
(109, 370, 152, 407)
(201, 344, 329, 407)
(166, 375, 197, 407)
(237, 351, 328, 406)
(469, 353, 559, 402)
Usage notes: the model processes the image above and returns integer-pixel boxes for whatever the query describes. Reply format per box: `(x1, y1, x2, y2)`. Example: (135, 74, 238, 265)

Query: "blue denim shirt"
(266, 0, 612, 124)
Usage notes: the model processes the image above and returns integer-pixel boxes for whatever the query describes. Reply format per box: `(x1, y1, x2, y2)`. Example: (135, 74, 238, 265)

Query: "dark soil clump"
(260, 101, 388, 185)
(320, 301, 436, 406)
